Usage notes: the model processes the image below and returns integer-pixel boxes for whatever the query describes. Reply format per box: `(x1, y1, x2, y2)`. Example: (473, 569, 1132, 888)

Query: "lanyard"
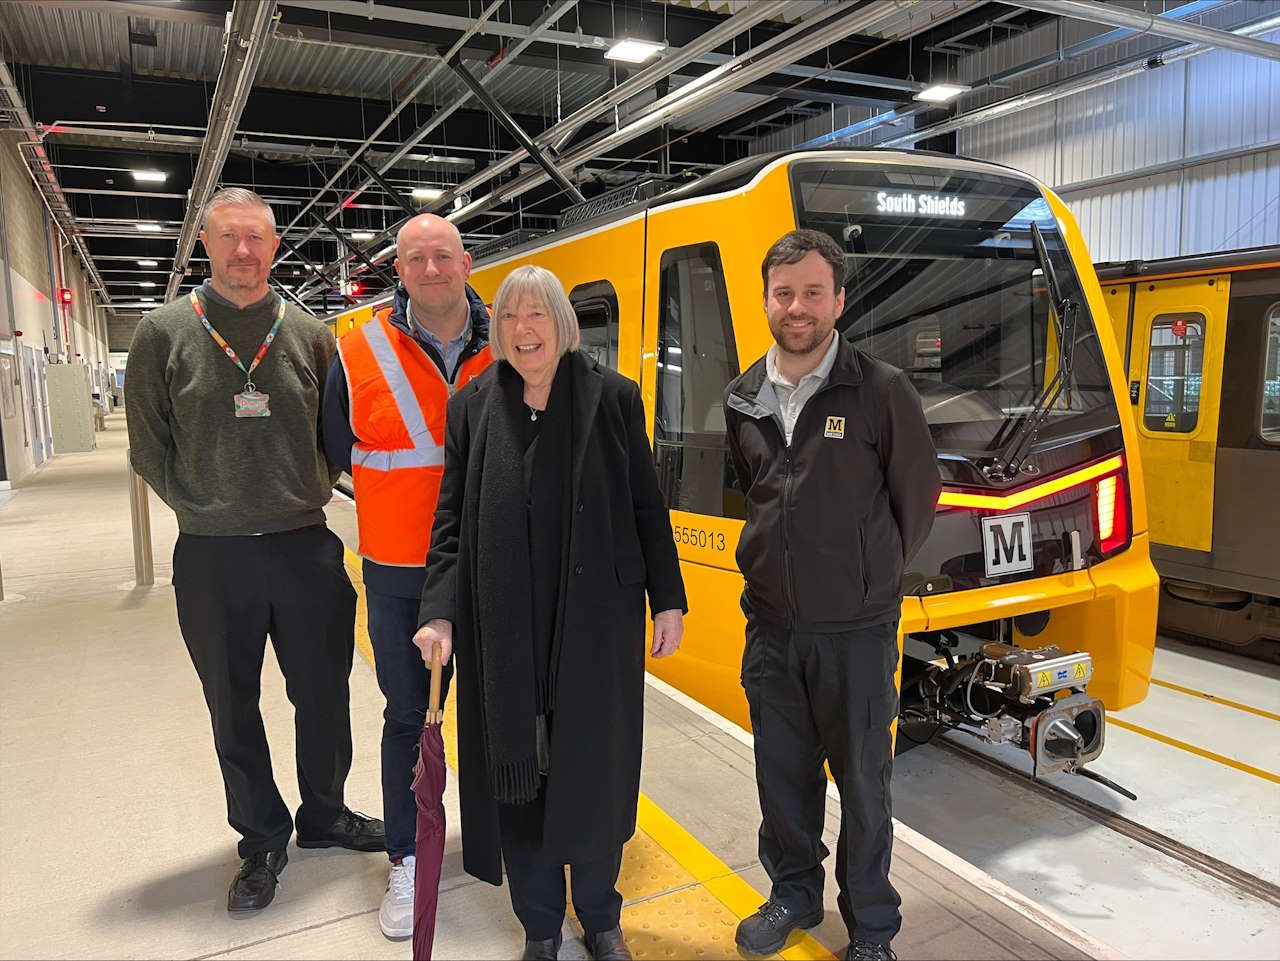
(190, 290, 286, 391)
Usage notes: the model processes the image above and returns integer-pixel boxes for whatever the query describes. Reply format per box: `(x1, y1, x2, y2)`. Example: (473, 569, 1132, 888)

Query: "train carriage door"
(1130, 275, 1230, 552)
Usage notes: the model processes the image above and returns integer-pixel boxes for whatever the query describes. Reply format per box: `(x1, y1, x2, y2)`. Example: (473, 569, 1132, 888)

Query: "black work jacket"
(724, 336, 941, 631)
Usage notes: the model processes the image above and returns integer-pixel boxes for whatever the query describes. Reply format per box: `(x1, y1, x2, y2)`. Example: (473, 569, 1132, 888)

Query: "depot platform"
(0, 416, 1118, 960)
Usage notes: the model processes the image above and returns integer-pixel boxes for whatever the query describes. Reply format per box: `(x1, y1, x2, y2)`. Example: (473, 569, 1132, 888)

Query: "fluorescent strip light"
(412, 187, 443, 201)
(913, 83, 970, 103)
(351, 231, 374, 241)
(131, 169, 166, 183)
(135, 222, 162, 233)
(137, 259, 158, 267)
(605, 39, 665, 63)
(140, 297, 156, 303)
(138, 281, 156, 288)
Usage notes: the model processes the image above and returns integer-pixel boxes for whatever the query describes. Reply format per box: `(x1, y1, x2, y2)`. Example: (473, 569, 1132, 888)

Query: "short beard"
(772, 322, 829, 357)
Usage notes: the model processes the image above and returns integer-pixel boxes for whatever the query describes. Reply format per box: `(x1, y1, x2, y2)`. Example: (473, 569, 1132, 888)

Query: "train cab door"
(1128, 275, 1231, 553)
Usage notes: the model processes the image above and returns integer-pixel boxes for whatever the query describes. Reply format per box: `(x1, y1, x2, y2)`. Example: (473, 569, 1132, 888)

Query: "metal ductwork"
(0, 59, 110, 307)
(1001, 0, 1280, 64)
(166, 0, 278, 300)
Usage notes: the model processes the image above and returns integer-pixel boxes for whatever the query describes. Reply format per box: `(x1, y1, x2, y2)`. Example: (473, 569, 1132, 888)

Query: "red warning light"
(349, 281, 362, 296)
(58, 287, 73, 305)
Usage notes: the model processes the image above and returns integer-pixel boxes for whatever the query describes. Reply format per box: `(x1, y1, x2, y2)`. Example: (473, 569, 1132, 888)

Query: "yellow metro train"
(326, 148, 1160, 787)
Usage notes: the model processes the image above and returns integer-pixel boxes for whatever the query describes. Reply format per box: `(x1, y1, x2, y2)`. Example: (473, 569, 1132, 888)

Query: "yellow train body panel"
(324, 150, 1160, 729)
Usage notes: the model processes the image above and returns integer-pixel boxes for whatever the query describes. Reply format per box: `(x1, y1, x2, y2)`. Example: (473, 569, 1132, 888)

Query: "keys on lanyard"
(190, 290, 285, 418)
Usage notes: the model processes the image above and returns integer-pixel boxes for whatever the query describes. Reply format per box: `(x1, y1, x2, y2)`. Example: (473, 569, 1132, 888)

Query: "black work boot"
(296, 807, 386, 852)
(845, 940, 897, 961)
(735, 898, 825, 955)
(584, 926, 633, 960)
(227, 849, 288, 912)
(521, 931, 563, 960)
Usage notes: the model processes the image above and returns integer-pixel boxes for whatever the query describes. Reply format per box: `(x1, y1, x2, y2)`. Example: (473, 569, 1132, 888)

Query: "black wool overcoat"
(419, 349, 687, 884)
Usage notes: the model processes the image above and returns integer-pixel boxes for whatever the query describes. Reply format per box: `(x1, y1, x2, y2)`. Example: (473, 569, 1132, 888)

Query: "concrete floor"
(2, 414, 1126, 959)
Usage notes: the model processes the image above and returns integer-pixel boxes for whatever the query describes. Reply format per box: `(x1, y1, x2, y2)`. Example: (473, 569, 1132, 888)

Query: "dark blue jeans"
(366, 590, 453, 862)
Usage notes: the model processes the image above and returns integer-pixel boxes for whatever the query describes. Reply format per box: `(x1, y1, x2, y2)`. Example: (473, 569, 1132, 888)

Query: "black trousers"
(366, 589, 453, 862)
(498, 791, 624, 941)
(173, 524, 357, 857)
(741, 616, 902, 946)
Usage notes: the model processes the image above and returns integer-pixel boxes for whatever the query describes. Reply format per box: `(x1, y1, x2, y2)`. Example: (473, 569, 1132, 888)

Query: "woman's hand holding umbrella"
(413, 619, 453, 668)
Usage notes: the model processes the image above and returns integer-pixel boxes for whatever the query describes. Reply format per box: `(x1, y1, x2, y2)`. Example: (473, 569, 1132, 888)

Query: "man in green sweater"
(125, 187, 384, 913)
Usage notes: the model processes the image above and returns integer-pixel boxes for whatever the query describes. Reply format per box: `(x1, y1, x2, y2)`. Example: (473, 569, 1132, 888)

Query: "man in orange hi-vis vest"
(322, 213, 492, 940)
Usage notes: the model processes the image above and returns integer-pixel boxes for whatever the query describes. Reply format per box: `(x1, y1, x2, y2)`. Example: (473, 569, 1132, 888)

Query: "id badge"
(234, 390, 271, 418)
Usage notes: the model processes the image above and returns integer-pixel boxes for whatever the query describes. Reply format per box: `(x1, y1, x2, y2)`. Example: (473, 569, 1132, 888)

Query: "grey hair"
(489, 264, 581, 362)
(201, 187, 277, 232)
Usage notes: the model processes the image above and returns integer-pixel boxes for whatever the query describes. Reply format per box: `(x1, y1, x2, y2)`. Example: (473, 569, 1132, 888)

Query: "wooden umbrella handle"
(428, 641, 443, 725)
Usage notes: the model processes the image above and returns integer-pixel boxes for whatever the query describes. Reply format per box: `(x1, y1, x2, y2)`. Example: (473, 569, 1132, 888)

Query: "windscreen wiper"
(983, 221, 1078, 481)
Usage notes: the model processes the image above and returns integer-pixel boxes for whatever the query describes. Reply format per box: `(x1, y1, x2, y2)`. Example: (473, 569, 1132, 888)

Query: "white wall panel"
(1067, 172, 1184, 262)
(957, 7, 1280, 261)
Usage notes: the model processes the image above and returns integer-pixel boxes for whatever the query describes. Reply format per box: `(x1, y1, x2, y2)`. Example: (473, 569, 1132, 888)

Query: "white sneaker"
(379, 855, 415, 940)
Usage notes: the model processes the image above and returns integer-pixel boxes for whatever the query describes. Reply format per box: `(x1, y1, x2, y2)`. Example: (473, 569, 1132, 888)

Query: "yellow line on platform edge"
(1107, 716, 1280, 785)
(1149, 678, 1280, 724)
(342, 547, 835, 960)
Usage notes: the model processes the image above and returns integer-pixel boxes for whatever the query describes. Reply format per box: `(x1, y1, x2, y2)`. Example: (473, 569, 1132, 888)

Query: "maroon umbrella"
(412, 643, 446, 961)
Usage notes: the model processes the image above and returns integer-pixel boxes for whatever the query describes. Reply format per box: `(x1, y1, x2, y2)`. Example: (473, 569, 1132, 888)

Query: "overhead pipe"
(281, 0, 579, 261)
(879, 11, 1280, 147)
(166, 0, 279, 300)
(279, 0, 505, 237)
(291, 0, 846, 299)
(1000, 0, 1280, 63)
(288, 0, 788, 297)
(0, 60, 110, 307)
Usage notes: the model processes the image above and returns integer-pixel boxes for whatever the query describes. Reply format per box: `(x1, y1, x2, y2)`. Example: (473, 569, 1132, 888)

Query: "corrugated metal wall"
(954, 2, 1280, 261)
(748, 103, 913, 154)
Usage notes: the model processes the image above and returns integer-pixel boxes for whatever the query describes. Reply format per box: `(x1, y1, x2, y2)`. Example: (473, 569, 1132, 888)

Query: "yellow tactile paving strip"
(343, 548, 833, 960)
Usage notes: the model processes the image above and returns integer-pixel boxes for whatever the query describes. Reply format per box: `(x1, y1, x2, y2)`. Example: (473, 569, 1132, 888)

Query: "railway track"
(936, 735, 1280, 911)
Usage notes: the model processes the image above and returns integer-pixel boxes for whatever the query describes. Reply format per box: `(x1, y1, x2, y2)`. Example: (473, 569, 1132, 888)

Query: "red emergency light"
(58, 287, 73, 305)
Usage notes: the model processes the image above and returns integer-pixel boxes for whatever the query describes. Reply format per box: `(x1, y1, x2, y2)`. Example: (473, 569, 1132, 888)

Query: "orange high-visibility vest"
(338, 308, 492, 567)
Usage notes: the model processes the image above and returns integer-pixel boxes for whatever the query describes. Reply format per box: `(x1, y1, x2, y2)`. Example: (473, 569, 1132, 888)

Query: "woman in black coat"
(413, 264, 687, 961)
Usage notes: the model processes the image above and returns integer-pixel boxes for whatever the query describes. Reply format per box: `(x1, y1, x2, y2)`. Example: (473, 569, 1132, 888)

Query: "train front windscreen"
(792, 160, 1129, 590)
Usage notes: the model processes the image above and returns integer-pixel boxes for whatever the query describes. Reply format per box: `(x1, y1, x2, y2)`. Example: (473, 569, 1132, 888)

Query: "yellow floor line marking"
(1150, 678, 1280, 724)
(1107, 717, 1280, 785)
(343, 546, 834, 959)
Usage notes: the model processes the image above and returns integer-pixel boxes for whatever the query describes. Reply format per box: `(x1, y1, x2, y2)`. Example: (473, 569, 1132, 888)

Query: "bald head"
(395, 213, 473, 335)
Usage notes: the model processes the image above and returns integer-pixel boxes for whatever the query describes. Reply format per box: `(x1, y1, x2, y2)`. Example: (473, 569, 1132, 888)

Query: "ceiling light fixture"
(131, 169, 167, 183)
(140, 297, 156, 303)
(605, 38, 665, 64)
(137, 259, 158, 267)
(135, 222, 162, 232)
(351, 231, 374, 241)
(913, 83, 970, 103)
(138, 281, 156, 288)
(412, 187, 444, 201)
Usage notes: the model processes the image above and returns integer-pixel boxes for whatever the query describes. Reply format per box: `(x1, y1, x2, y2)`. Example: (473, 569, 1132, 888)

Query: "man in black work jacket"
(725, 229, 941, 961)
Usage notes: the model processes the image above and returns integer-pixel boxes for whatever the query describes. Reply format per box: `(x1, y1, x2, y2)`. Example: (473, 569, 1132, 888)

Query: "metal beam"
(448, 57, 586, 205)
(277, 236, 354, 304)
(1001, 0, 1280, 63)
(1055, 137, 1280, 194)
(307, 212, 397, 287)
(166, 0, 279, 300)
(352, 157, 420, 219)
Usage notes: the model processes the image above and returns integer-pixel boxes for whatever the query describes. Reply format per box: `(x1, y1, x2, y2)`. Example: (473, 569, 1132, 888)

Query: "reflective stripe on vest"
(350, 318, 445, 472)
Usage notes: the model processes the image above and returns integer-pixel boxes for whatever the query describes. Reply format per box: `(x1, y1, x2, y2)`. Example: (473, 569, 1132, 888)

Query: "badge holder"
(234, 380, 271, 417)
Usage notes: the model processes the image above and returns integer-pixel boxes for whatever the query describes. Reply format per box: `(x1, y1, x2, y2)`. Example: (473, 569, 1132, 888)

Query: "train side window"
(568, 280, 619, 370)
(1143, 313, 1205, 433)
(1262, 304, 1280, 444)
(653, 243, 744, 519)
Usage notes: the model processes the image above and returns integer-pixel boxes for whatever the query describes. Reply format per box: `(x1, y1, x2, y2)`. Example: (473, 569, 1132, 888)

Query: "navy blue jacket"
(322, 283, 492, 598)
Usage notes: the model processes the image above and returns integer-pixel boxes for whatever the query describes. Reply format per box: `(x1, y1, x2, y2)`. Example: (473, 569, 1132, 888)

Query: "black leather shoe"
(735, 899, 824, 955)
(296, 807, 386, 852)
(227, 849, 288, 912)
(584, 926, 632, 960)
(521, 932, 562, 960)
(845, 940, 897, 961)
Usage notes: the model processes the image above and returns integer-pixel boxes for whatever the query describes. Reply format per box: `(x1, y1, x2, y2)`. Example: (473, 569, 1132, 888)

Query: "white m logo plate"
(981, 512, 1033, 577)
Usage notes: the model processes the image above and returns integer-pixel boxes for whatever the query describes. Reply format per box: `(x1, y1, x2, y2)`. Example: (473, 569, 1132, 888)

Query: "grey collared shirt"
(408, 302, 471, 380)
(762, 330, 841, 445)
